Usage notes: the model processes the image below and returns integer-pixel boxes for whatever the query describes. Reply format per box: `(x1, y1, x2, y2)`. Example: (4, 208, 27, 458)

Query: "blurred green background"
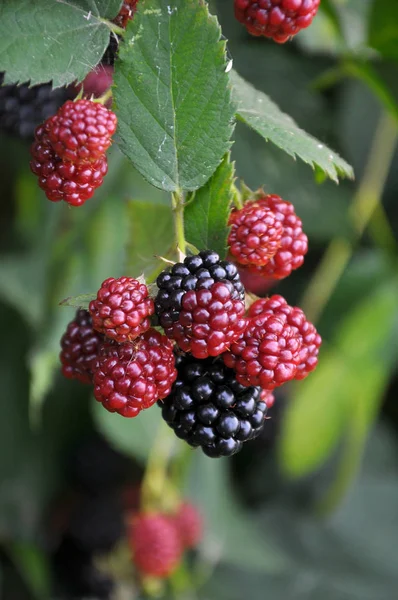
(0, 0, 398, 598)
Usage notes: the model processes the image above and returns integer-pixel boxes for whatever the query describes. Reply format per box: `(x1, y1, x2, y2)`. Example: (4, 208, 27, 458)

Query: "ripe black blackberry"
(158, 354, 267, 457)
(0, 74, 69, 140)
(155, 250, 245, 330)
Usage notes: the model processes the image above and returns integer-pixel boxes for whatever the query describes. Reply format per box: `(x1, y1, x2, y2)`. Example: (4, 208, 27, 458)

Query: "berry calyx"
(128, 513, 183, 578)
(223, 311, 302, 390)
(249, 295, 321, 380)
(159, 354, 267, 457)
(164, 281, 247, 359)
(89, 277, 154, 344)
(30, 123, 108, 206)
(228, 200, 283, 266)
(246, 195, 308, 280)
(234, 0, 320, 43)
(47, 99, 117, 164)
(92, 329, 177, 418)
(174, 502, 203, 549)
(60, 309, 103, 384)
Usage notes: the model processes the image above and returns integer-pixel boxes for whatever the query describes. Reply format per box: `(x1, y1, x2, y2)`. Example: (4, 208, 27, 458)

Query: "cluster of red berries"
(113, 0, 139, 28)
(129, 502, 203, 579)
(30, 98, 117, 206)
(234, 0, 320, 42)
(60, 277, 177, 418)
(60, 195, 320, 456)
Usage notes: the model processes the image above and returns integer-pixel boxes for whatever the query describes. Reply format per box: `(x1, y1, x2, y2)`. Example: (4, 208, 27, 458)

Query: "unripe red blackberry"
(92, 328, 176, 418)
(47, 99, 117, 164)
(159, 354, 267, 457)
(30, 123, 108, 206)
(223, 311, 302, 390)
(247, 195, 308, 280)
(165, 281, 247, 359)
(234, 0, 320, 43)
(60, 309, 103, 384)
(228, 201, 283, 266)
(113, 0, 139, 28)
(0, 74, 69, 141)
(155, 251, 245, 349)
(72, 65, 114, 107)
(89, 277, 154, 344)
(174, 502, 203, 549)
(261, 389, 275, 408)
(248, 295, 321, 380)
(129, 513, 183, 578)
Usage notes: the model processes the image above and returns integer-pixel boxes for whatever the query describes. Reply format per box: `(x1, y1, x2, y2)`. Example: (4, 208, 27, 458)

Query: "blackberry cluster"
(159, 354, 267, 458)
(155, 250, 244, 327)
(0, 74, 69, 140)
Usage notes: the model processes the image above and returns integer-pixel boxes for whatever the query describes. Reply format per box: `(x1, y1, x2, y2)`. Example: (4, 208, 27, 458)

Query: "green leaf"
(92, 398, 161, 462)
(7, 542, 50, 600)
(368, 0, 398, 60)
(125, 200, 174, 276)
(113, 0, 235, 191)
(184, 154, 234, 257)
(231, 71, 354, 183)
(59, 293, 97, 308)
(189, 455, 287, 573)
(279, 282, 398, 478)
(0, 0, 121, 87)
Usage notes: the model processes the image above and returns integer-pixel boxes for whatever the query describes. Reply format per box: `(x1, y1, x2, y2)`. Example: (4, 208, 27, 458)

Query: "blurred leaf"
(0, 0, 120, 87)
(185, 154, 234, 256)
(114, 0, 235, 192)
(125, 200, 174, 276)
(0, 255, 45, 327)
(59, 293, 97, 308)
(189, 455, 287, 573)
(7, 542, 50, 600)
(232, 71, 354, 183)
(368, 0, 398, 60)
(280, 281, 398, 478)
(29, 350, 59, 429)
(92, 399, 161, 463)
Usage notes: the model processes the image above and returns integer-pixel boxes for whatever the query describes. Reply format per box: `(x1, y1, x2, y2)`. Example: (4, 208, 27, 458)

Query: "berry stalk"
(172, 190, 187, 258)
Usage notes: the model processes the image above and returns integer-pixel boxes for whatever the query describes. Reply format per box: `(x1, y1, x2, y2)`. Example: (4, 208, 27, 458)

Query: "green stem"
(140, 421, 176, 513)
(172, 190, 187, 257)
(100, 18, 125, 36)
(301, 111, 398, 323)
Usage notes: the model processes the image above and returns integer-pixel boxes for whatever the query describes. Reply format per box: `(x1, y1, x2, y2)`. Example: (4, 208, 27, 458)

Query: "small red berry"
(260, 389, 275, 408)
(174, 502, 203, 549)
(223, 311, 302, 390)
(228, 201, 283, 266)
(72, 65, 114, 107)
(30, 123, 108, 206)
(248, 295, 321, 380)
(247, 195, 308, 280)
(92, 328, 177, 418)
(234, 0, 320, 43)
(60, 309, 103, 383)
(129, 513, 183, 578)
(164, 281, 247, 359)
(113, 0, 139, 28)
(89, 277, 154, 344)
(47, 99, 117, 164)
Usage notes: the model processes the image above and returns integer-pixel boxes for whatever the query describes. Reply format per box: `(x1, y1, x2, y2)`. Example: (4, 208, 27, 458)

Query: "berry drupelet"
(92, 328, 177, 418)
(159, 354, 268, 457)
(60, 309, 103, 384)
(234, 0, 321, 43)
(89, 277, 154, 344)
(174, 502, 203, 549)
